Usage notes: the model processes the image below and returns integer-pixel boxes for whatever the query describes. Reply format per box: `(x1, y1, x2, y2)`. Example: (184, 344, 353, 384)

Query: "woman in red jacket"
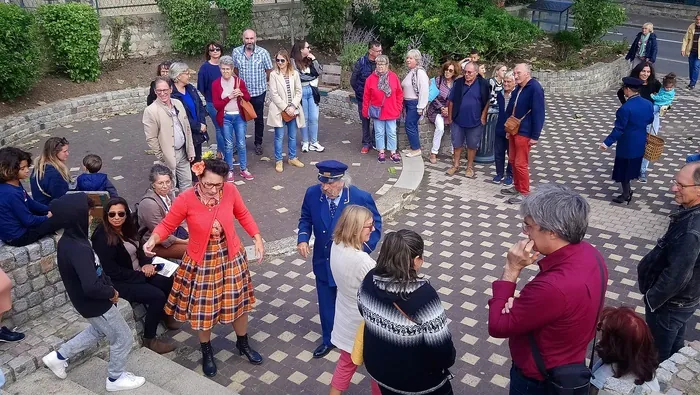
(143, 158, 264, 377)
(211, 56, 253, 182)
(362, 55, 403, 164)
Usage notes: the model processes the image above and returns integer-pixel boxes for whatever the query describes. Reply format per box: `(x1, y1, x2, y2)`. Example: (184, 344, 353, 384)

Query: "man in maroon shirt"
(487, 184, 608, 394)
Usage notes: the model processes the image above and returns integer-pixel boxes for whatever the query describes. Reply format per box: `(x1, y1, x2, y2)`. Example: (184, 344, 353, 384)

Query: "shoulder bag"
(368, 95, 386, 119)
(351, 321, 365, 365)
(236, 77, 257, 120)
(527, 255, 606, 395)
(281, 73, 299, 123)
(504, 87, 532, 136)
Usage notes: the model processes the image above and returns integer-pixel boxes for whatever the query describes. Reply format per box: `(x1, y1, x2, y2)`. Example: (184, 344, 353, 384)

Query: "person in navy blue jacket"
(30, 137, 73, 206)
(169, 62, 209, 171)
(76, 154, 118, 197)
(600, 77, 654, 205)
(296, 160, 382, 358)
(500, 64, 546, 205)
(626, 23, 658, 66)
(494, 71, 515, 186)
(0, 147, 60, 247)
(197, 42, 224, 159)
(350, 41, 381, 152)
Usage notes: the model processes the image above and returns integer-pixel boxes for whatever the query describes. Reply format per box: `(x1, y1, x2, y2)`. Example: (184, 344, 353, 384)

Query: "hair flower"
(191, 161, 205, 177)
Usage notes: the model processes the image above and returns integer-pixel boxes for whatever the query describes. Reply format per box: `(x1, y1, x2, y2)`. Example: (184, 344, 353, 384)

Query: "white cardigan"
(330, 241, 376, 353)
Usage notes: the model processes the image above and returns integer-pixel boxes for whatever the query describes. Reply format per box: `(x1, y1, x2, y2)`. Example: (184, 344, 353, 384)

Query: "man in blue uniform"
(297, 160, 382, 358)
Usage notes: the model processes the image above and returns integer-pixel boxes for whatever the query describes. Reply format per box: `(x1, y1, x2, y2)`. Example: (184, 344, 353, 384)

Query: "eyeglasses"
(304, 45, 311, 49)
(370, 48, 382, 53)
(671, 179, 699, 189)
(155, 89, 170, 94)
(445, 69, 455, 73)
(154, 180, 172, 187)
(276, 58, 287, 63)
(201, 181, 224, 190)
(363, 221, 375, 229)
(521, 221, 534, 233)
(108, 211, 126, 218)
(209, 47, 221, 52)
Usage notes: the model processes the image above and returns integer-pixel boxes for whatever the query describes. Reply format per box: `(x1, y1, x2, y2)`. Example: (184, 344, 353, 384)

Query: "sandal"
(446, 166, 458, 176)
(429, 154, 437, 164)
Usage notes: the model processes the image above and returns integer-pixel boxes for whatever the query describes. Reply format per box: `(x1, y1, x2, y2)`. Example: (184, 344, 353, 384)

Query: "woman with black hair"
(290, 40, 324, 153)
(143, 158, 265, 376)
(91, 197, 177, 354)
(617, 62, 661, 104)
(147, 61, 172, 106)
(357, 229, 456, 395)
(197, 42, 224, 159)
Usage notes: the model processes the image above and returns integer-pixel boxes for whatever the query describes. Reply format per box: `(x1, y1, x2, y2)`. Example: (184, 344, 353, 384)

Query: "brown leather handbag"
(504, 88, 531, 136)
(236, 77, 257, 120)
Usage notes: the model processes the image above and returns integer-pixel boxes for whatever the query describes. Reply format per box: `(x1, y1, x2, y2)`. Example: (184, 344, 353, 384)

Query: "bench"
(321, 64, 342, 87)
(66, 191, 110, 222)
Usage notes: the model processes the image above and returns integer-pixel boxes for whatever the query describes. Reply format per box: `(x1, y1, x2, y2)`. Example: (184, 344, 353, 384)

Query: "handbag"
(368, 95, 386, 119)
(350, 321, 365, 365)
(528, 255, 606, 395)
(504, 87, 532, 136)
(235, 77, 257, 120)
(311, 85, 321, 105)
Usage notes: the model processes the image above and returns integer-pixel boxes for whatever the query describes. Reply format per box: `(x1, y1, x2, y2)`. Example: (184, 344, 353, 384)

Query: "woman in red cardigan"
(143, 158, 264, 377)
(211, 55, 253, 182)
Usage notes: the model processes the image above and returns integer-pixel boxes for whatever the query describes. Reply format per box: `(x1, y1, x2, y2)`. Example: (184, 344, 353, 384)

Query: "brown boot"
(163, 315, 181, 330)
(143, 337, 176, 354)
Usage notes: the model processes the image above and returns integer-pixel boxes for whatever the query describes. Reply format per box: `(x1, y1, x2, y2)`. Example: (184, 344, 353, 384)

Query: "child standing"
(76, 154, 119, 197)
(641, 72, 676, 182)
(42, 193, 146, 392)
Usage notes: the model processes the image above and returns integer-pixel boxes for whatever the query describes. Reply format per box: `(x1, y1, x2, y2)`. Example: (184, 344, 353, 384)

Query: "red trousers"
(508, 134, 531, 195)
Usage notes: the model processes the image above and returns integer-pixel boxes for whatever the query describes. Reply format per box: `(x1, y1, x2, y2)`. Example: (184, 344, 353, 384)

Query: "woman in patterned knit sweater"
(358, 229, 456, 395)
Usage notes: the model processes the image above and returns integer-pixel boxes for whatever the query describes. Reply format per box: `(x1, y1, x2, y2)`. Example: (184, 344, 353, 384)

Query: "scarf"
(411, 67, 425, 96)
(376, 70, 391, 97)
(638, 33, 650, 58)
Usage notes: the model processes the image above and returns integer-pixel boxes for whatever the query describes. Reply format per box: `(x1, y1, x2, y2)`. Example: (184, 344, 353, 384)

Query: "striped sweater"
(358, 269, 456, 394)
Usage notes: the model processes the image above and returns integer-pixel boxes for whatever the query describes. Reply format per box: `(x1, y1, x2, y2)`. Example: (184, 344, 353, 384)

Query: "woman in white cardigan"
(329, 205, 381, 395)
(267, 49, 306, 173)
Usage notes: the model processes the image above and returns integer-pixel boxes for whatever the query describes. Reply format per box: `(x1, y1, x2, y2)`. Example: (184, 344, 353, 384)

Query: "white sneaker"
(106, 372, 146, 392)
(301, 142, 310, 152)
(309, 142, 325, 152)
(42, 351, 68, 379)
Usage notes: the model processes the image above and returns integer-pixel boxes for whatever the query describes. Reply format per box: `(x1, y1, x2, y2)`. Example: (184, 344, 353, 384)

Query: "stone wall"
(252, 3, 309, 41)
(616, 0, 700, 20)
(532, 55, 631, 96)
(100, 13, 172, 59)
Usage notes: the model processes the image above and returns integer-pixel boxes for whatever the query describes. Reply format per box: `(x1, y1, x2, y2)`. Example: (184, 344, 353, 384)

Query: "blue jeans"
(509, 365, 547, 395)
(206, 102, 224, 154)
(646, 303, 697, 362)
(641, 108, 660, 175)
(404, 99, 421, 150)
(301, 85, 319, 144)
(494, 134, 513, 178)
(690, 52, 700, 87)
(374, 119, 397, 151)
(223, 113, 248, 171)
(274, 121, 298, 162)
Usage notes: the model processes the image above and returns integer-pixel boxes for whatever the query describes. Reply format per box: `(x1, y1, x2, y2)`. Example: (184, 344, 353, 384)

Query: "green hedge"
(37, 3, 101, 82)
(215, 0, 252, 48)
(157, 0, 218, 56)
(0, 4, 41, 100)
(305, 0, 349, 50)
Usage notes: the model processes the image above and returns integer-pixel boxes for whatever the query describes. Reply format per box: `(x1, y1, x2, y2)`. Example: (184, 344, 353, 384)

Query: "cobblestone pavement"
(14, 113, 400, 243)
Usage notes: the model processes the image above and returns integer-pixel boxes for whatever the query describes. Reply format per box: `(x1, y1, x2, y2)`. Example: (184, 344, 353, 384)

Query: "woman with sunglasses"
(30, 137, 73, 206)
(197, 42, 224, 159)
(91, 197, 178, 355)
(267, 49, 306, 173)
(427, 61, 460, 164)
(290, 40, 325, 154)
(143, 158, 265, 377)
(147, 61, 172, 106)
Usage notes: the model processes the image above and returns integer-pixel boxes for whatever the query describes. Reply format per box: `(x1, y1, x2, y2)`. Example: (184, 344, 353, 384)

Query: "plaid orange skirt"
(164, 235, 255, 331)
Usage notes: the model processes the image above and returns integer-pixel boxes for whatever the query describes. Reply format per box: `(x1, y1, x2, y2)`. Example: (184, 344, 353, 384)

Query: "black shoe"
(200, 341, 217, 377)
(688, 84, 695, 90)
(254, 145, 263, 155)
(312, 343, 335, 359)
(236, 334, 263, 365)
(612, 191, 633, 205)
(0, 326, 25, 342)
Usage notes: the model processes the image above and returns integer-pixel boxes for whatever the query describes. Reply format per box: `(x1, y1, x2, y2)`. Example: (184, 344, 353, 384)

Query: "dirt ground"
(0, 39, 339, 119)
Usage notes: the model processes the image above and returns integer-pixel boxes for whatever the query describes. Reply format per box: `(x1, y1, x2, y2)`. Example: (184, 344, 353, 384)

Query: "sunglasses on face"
(108, 211, 126, 218)
(209, 47, 221, 52)
(275, 58, 287, 63)
(445, 69, 455, 73)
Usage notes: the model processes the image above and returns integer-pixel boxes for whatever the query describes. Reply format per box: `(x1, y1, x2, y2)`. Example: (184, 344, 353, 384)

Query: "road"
(605, 25, 688, 79)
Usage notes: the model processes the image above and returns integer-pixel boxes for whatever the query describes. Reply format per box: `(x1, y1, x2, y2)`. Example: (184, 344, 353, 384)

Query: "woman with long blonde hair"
(30, 137, 72, 205)
(329, 205, 381, 395)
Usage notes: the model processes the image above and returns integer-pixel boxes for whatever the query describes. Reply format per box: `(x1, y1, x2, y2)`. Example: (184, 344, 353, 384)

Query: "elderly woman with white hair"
(170, 62, 209, 175)
(402, 49, 430, 158)
(626, 23, 658, 66)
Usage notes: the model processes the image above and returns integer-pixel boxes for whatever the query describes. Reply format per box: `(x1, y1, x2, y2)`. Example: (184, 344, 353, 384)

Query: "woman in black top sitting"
(617, 62, 661, 104)
(91, 197, 177, 354)
(146, 61, 172, 106)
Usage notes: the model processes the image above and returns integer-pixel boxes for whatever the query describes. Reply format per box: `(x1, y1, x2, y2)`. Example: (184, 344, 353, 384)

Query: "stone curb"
(622, 22, 685, 34)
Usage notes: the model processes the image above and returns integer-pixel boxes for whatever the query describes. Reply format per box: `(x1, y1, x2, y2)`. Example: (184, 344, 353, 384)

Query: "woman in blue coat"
(626, 23, 658, 66)
(600, 77, 654, 205)
(30, 137, 72, 206)
(169, 62, 209, 170)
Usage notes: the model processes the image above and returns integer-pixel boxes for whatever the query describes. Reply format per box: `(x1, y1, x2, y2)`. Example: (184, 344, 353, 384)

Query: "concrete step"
(3, 368, 97, 395)
(68, 356, 173, 395)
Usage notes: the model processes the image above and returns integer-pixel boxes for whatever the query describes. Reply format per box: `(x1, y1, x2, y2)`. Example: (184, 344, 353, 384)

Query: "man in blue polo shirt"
(446, 62, 490, 179)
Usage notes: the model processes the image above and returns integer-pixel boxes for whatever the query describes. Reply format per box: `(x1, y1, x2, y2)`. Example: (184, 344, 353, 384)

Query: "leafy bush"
(573, 0, 626, 44)
(157, 0, 218, 56)
(552, 30, 583, 61)
(305, 0, 349, 50)
(351, 0, 378, 32)
(37, 3, 101, 82)
(0, 4, 41, 100)
(215, 0, 252, 48)
(339, 27, 376, 89)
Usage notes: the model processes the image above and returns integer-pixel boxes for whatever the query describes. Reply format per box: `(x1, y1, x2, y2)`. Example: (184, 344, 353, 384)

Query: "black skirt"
(612, 156, 643, 183)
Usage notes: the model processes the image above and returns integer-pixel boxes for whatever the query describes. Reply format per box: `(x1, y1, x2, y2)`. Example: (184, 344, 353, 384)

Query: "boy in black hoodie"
(40, 193, 146, 392)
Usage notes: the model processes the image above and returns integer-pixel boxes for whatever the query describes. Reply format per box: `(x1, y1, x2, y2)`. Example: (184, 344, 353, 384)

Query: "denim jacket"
(638, 204, 700, 311)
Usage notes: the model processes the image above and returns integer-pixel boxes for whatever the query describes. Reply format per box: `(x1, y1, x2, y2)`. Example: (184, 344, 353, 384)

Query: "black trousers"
(250, 92, 267, 147)
(116, 275, 174, 339)
(6, 216, 61, 247)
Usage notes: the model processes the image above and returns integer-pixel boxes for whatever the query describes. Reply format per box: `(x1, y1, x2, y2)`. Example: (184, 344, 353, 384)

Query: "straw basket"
(644, 134, 664, 161)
